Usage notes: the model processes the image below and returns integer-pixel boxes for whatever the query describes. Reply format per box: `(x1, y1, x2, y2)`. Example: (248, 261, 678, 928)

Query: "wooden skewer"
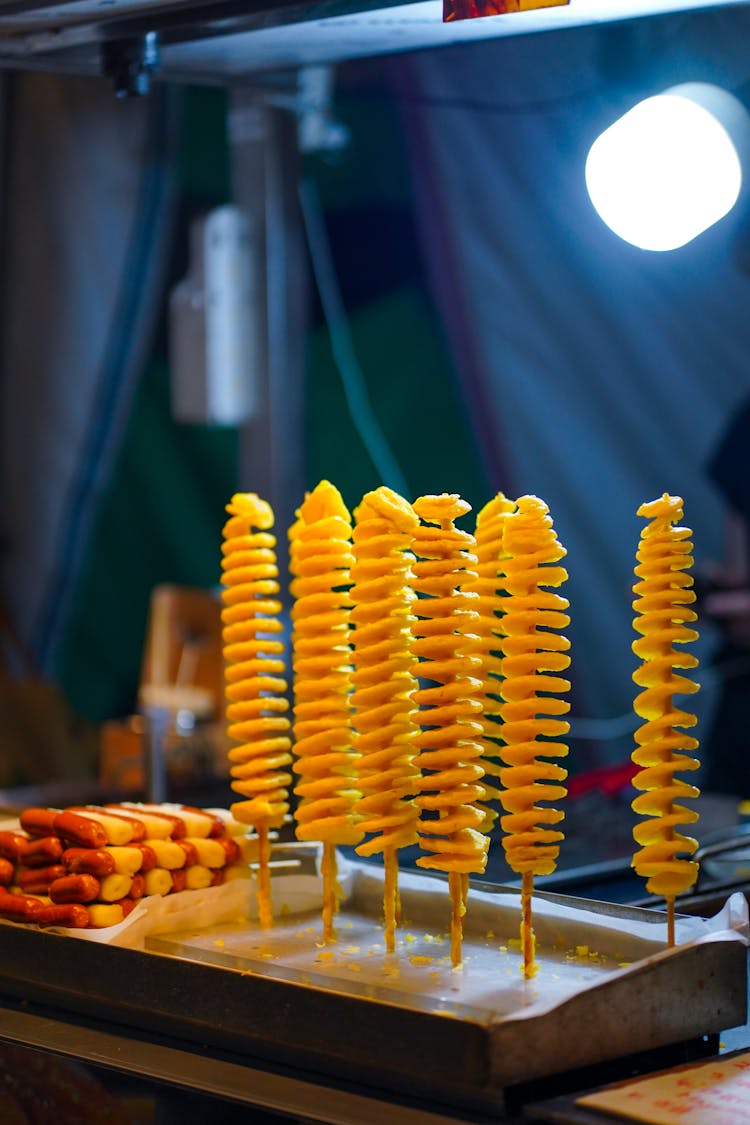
(256, 822, 273, 929)
(666, 894, 675, 947)
(664, 794, 676, 947)
(384, 846, 398, 953)
(321, 841, 338, 943)
(394, 877, 402, 928)
(521, 871, 537, 979)
(449, 870, 464, 966)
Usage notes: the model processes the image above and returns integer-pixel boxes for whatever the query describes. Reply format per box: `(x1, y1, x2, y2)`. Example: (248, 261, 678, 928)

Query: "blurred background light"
(585, 82, 750, 251)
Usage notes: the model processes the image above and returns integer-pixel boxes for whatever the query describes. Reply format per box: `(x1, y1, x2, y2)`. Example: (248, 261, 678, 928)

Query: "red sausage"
(177, 841, 199, 866)
(0, 830, 29, 861)
(18, 864, 67, 893)
(129, 874, 145, 900)
(0, 858, 14, 886)
(67, 807, 146, 843)
(49, 874, 100, 904)
(19, 808, 59, 839)
(62, 847, 115, 878)
(215, 837, 240, 865)
(52, 811, 108, 849)
(170, 869, 187, 893)
(133, 843, 158, 872)
(37, 903, 90, 928)
(17, 836, 64, 868)
(0, 890, 43, 923)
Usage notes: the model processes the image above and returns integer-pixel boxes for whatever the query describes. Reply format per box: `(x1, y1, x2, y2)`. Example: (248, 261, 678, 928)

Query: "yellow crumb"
(347, 963, 362, 972)
(214, 939, 225, 948)
(316, 951, 335, 962)
(485, 930, 495, 939)
(344, 945, 360, 954)
(405, 933, 417, 943)
(410, 955, 433, 965)
(499, 945, 508, 953)
(576, 944, 589, 957)
(618, 961, 632, 968)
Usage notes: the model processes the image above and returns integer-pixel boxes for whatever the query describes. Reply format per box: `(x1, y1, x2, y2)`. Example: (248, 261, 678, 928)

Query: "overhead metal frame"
(0, 0, 748, 84)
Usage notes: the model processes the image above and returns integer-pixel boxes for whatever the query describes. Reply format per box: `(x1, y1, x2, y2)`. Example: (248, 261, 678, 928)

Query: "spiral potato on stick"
(467, 493, 517, 830)
(351, 487, 421, 953)
(221, 492, 292, 928)
(411, 493, 488, 966)
(499, 495, 570, 979)
(289, 480, 363, 941)
(631, 494, 700, 946)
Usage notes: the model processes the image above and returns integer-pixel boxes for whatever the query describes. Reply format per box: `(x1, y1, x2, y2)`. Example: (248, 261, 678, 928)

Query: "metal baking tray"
(0, 852, 745, 1116)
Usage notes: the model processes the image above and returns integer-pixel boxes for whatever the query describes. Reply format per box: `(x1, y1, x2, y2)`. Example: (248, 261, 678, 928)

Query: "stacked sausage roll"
(0, 803, 251, 928)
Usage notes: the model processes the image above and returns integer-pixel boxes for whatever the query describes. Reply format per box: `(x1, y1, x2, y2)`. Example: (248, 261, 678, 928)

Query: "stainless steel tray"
(0, 853, 745, 1116)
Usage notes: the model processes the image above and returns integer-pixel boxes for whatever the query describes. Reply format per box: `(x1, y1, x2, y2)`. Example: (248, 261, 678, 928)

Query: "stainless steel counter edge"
(0, 1001, 489, 1125)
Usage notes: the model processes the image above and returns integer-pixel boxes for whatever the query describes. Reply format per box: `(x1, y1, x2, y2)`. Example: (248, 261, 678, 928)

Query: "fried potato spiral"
(498, 495, 570, 878)
(631, 493, 700, 902)
(351, 487, 421, 857)
(468, 493, 517, 829)
(351, 487, 421, 952)
(289, 480, 362, 848)
(411, 494, 488, 878)
(221, 493, 292, 830)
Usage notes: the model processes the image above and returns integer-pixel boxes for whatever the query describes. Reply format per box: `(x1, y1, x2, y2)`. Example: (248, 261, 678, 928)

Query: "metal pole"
(143, 704, 170, 803)
(228, 87, 308, 597)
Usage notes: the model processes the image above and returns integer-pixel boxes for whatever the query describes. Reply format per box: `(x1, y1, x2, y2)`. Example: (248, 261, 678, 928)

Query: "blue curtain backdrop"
(397, 9, 750, 772)
(0, 74, 178, 679)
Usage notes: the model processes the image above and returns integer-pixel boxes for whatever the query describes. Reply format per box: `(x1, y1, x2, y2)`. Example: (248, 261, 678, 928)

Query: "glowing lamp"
(585, 83, 750, 251)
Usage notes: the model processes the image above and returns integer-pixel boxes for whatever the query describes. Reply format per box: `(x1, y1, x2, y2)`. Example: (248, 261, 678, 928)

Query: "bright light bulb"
(585, 83, 750, 251)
